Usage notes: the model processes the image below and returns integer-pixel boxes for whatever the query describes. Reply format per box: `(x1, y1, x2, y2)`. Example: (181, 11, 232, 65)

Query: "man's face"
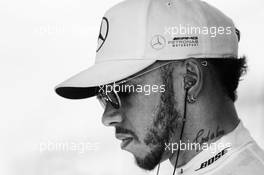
(100, 63, 182, 170)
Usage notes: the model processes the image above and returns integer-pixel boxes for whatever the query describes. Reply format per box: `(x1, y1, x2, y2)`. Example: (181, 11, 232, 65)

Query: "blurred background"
(0, 0, 263, 174)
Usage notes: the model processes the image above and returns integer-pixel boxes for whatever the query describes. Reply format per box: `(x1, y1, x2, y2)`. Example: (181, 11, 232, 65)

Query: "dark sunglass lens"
(107, 91, 120, 109)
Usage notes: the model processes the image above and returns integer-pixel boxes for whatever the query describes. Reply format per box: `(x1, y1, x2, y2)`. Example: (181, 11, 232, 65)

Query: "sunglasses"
(97, 88, 121, 109)
(97, 60, 207, 109)
(96, 61, 176, 109)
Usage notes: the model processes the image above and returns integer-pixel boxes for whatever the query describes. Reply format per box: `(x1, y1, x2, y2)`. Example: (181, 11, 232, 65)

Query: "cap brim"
(55, 60, 156, 99)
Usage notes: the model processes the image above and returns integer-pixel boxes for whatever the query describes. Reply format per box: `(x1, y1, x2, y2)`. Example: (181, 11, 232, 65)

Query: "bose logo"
(195, 147, 230, 171)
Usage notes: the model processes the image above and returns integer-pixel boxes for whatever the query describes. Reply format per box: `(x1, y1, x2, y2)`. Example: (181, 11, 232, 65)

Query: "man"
(55, 0, 264, 174)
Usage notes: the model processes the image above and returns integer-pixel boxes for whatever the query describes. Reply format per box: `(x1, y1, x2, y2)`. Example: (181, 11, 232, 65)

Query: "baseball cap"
(55, 0, 239, 99)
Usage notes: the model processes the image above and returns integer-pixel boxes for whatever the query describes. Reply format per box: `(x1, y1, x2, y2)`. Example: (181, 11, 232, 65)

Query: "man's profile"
(55, 0, 264, 174)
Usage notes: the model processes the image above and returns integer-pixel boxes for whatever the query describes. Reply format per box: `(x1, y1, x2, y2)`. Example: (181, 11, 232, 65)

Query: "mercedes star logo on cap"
(151, 35, 166, 50)
(96, 17, 109, 52)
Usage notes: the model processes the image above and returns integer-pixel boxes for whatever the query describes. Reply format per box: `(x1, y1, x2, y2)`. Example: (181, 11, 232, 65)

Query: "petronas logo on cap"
(96, 17, 109, 52)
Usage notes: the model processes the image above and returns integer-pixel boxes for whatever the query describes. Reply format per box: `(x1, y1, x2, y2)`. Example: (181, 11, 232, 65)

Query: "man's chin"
(133, 147, 164, 171)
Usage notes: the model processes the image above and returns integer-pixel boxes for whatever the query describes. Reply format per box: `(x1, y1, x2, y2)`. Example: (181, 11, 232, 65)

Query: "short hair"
(201, 57, 247, 102)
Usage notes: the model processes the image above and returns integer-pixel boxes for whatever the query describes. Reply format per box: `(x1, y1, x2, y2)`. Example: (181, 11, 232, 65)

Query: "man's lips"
(121, 138, 133, 148)
(115, 134, 134, 148)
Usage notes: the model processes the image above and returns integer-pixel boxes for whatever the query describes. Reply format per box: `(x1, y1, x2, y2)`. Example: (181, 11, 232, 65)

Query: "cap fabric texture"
(55, 0, 239, 99)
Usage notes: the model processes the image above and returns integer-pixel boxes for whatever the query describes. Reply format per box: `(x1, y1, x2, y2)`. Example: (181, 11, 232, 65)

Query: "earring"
(201, 61, 208, 67)
(187, 94, 197, 103)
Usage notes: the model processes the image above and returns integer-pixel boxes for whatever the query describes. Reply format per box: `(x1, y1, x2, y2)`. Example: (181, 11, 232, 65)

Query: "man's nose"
(101, 104, 123, 126)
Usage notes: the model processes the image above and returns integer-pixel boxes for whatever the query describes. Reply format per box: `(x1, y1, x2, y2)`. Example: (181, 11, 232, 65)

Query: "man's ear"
(183, 58, 204, 100)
